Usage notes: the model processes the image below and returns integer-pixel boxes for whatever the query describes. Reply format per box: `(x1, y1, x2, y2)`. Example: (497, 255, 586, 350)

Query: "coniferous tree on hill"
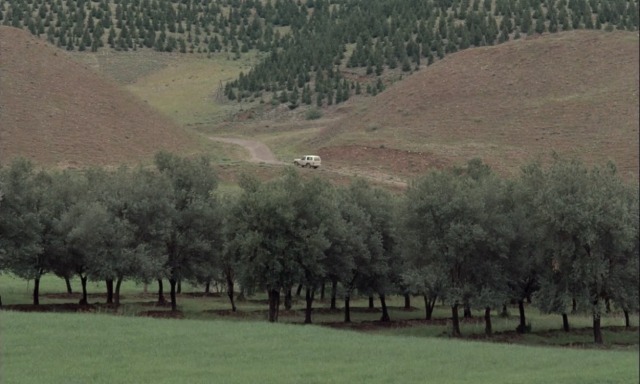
(2, 0, 638, 100)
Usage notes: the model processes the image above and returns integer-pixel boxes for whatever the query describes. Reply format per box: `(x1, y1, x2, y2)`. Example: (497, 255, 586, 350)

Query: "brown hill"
(0, 26, 199, 168)
(320, 31, 639, 180)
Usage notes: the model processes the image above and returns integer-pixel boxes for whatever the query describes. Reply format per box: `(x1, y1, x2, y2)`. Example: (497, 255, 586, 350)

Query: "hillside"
(0, 27, 200, 167)
(317, 31, 639, 180)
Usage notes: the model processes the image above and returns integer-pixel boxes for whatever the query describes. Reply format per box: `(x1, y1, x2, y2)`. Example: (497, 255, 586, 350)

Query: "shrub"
(305, 108, 322, 120)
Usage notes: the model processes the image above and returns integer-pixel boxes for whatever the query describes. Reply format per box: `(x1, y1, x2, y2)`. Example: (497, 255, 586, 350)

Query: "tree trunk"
(64, 277, 73, 294)
(404, 293, 411, 309)
(571, 298, 577, 314)
(424, 294, 436, 320)
(79, 275, 88, 305)
(463, 304, 472, 319)
(562, 313, 570, 332)
(33, 276, 41, 306)
(516, 300, 527, 333)
(237, 289, 246, 302)
(157, 279, 166, 305)
(114, 277, 123, 306)
(205, 280, 211, 294)
(330, 280, 337, 310)
(624, 309, 630, 328)
(344, 295, 351, 323)
(484, 307, 492, 336)
(176, 279, 182, 294)
(368, 295, 374, 309)
(500, 303, 509, 318)
(451, 304, 461, 337)
(304, 287, 315, 324)
(320, 281, 325, 300)
(593, 313, 603, 344)
(268, 289, 280, 322)
(379, 294, 390, 322)
(106, 279, 114, 304)
(295, 284, 303, 297)
(605, 298, 611, 313)
(284, 287, 293, 310)
(169, 278, 177, 312)
(226, 275, 236, 312)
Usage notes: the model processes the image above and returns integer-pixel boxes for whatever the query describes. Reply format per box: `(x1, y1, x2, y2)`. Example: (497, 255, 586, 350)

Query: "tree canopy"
(0, 154, 637, 344)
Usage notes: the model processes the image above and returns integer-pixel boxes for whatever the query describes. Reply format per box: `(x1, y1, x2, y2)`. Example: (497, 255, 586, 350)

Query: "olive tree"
(231, 169, 336, 323)
(0, 160, 66, 305)
(231, 171, 303, 322)
(154, 152, 219, 311)
(537, 159, 639, 344)
(351, 181, 398, 322)
(402, 163, 490, 336)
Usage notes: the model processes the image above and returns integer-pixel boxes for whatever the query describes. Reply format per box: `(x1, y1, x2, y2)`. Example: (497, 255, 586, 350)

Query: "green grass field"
(1, 310, 638, 384)
(1, 273, 638, 384)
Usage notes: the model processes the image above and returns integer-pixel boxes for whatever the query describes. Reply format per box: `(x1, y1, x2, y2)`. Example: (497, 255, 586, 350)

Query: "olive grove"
(0, 155, 637, 344)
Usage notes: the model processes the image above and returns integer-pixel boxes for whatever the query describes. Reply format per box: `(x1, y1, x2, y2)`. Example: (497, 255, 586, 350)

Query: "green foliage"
(153, 151, 219, 309)
(534, 158, 640, 342)
(1, 156, 638, 342)
(304, 107, 323, 120)
(0, 159, 44, 280)
(228, 169, 342, 321)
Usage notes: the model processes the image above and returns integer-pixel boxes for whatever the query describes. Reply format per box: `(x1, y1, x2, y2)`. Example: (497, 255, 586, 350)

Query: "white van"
(293, 155, 321, 168)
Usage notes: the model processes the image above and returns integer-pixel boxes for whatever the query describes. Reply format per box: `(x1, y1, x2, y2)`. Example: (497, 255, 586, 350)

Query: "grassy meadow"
(1, 310, 638, 384)
(71, 50, 263, 128)
(0, 274, 639, 383)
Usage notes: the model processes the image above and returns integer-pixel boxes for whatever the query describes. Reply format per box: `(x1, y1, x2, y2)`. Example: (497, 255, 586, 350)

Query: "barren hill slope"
(320, 31, 639, 180)
(0, 26, 199, 167)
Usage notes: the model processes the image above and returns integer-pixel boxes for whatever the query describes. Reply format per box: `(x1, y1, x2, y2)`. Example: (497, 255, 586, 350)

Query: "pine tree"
(66, 35, 75, 51)
(342, 84, 349, 102)
(289, 87, 299, 108)
(427, 51, 434, 65)
(302, 85, 312, 105)
(108, 26, 116, 47)
(279, 90, 288, 104)
(535, 17, 546, 34)
(335, 84, 343, 104)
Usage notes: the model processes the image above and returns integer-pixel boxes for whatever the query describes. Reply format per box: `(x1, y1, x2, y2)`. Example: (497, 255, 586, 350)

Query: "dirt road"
(209, 136, 408, 188)
(208, 137, 285, 165)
